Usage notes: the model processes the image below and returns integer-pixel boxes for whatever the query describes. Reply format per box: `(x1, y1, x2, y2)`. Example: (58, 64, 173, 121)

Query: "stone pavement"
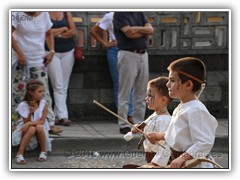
(49, 118, 229, 153)
(11, 119, 230, 169)
(11, 152, 229, 169)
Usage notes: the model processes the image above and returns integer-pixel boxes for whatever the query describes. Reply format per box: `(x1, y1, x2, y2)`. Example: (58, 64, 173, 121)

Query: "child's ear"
(161, 96, 168, 104)
(186, 80, 194, 90)
(28, 90, 34, 95)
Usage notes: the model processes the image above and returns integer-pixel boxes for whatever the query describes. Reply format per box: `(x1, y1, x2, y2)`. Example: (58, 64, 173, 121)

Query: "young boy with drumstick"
(129, 76, 173, 168)
(147, 57, 218, 168)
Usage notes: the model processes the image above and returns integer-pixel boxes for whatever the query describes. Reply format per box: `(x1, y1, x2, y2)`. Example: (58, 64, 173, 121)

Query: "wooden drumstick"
(93, 100, 165, 149)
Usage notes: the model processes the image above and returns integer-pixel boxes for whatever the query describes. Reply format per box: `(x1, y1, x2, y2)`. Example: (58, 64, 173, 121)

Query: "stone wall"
(64, 11, 229, 121)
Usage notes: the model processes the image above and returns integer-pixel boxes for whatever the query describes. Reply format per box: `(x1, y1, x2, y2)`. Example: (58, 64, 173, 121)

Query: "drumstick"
(93, 100, 165, 149)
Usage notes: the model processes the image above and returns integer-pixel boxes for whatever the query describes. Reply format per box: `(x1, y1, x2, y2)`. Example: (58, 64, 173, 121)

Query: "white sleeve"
(16, 102, 29, 118)
(186, 109, 218, 158)
(11, 12, 19, 28)
(151, 143, 171, 167)
(43, 12, 53, 31)
(98, 14, 111, 31)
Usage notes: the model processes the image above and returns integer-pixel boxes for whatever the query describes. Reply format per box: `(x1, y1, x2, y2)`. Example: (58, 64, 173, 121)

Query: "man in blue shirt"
(113, 12, 154, 134)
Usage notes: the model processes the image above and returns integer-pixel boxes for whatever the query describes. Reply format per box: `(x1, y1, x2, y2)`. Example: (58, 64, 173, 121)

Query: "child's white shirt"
(143, 112, 172, 166)
(16, 100, 50, 131)
(165, 99, 218, 168)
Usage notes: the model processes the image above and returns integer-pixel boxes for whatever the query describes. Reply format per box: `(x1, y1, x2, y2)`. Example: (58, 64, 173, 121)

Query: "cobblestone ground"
(11, 151, 229, 169)
(11, 151, 145, 169)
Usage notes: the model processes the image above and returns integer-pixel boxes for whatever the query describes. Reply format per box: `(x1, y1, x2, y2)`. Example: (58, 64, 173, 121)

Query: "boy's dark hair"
(167, 57, 206, 92)
(148, 76, 173, 102)
(23, 79, 44, 101)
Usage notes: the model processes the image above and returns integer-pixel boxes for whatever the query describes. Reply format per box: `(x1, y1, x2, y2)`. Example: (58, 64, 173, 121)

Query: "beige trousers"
(117, 50, 149, 128)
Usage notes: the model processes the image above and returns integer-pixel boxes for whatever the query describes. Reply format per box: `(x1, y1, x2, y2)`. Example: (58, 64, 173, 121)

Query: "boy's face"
(145, 86, 164, 110)
(166, 70, 185, 99)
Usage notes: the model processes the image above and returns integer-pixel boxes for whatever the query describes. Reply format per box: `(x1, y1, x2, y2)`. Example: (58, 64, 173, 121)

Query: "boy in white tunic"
(147, 57, 218, 168)
(131, 76, 172, 167)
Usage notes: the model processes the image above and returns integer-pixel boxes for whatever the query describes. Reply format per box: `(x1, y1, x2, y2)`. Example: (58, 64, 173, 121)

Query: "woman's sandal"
(62, 119, 71, 126)
(55, 118, 71, 126)
(38, 152, 47, 162)
(15, 154, 26, 165)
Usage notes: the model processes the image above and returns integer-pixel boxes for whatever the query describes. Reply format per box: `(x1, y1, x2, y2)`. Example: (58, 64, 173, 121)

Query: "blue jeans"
(107, 46, 133, 116)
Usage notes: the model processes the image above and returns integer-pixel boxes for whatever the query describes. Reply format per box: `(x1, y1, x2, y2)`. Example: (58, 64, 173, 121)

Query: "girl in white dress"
(131, 77, 172, 168)
(147, 57, 218, 168)
(12, 80, 52, 164)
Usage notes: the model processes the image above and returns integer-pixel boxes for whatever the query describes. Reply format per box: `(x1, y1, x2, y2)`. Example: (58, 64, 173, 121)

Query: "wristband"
(179, 153, 190, 161)
(50, 50, 55, 54)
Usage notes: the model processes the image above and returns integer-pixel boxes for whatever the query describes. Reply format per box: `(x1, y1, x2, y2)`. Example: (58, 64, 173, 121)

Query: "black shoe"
(119, 127, 131, 134)
(127, 116, 133, 124)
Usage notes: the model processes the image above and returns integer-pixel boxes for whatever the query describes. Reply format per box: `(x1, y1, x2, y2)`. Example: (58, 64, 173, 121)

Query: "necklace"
(144, 114, 159, 133)
(145, 109, 168, 133)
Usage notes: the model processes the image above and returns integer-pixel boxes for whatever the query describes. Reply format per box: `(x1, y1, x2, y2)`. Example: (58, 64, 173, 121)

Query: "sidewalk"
(11, 118, 229, 155)
(48, 118, 229, 155)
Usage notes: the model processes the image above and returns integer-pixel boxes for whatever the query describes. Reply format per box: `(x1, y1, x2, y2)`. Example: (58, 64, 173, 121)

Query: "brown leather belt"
(145, 152, 156, 163)
(168, 147, 184, 164)
(124, 49, 146, 54)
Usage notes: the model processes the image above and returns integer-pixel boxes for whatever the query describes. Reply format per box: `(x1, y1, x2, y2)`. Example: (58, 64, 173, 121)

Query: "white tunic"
(143, 112, 172, 167)
(165, 100, 218, 168)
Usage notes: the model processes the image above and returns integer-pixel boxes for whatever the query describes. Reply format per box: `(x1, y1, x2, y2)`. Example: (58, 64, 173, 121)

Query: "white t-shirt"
(12, 12, 53, 67)
(165, 100, 218, 167)
(143, 112, 172, 167)
(16, 100, 50, 131)
(97, 12, 115, 41)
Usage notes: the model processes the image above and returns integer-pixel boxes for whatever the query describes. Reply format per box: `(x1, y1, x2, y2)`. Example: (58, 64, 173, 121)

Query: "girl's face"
(145, 86, 163, 110)
(29, 86, 45, 101)
(166, 70, 184, 99)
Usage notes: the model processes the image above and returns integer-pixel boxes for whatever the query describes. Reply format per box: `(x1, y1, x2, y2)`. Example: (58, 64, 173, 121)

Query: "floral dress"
(12, 100, 52, 152)
(11, 65, 55, 127)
